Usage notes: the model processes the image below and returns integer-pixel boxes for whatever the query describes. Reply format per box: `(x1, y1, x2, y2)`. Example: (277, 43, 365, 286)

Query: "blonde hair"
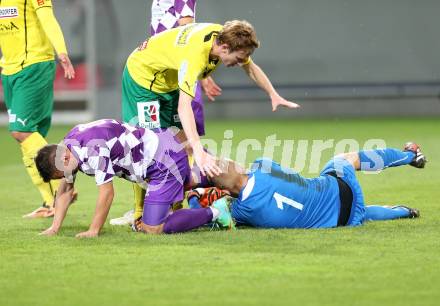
(217, 20, 260, 54)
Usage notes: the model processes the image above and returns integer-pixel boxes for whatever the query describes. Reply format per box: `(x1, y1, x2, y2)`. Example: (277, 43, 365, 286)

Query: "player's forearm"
(244, 62, 279, 98)
(36, 7, 68, 55)
(51, 182, 75, 231)
(178, 91, 203, 153)
(88, 183, 114, 234)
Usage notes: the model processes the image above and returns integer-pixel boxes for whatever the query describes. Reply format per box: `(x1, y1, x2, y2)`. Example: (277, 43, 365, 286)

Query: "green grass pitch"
(0, 118, 439, 306)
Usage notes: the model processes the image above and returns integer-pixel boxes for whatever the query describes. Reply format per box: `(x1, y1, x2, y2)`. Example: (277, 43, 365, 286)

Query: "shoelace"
(209, 222, 220, 231)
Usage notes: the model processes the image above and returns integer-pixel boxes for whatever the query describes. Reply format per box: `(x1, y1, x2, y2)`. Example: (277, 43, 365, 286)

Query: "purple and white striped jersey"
(63, 119, 159, 187)
(150, 0, 196, 36)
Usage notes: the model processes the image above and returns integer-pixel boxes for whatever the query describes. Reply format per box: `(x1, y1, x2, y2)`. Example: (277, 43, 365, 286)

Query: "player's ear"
(219, 43, 230, 54)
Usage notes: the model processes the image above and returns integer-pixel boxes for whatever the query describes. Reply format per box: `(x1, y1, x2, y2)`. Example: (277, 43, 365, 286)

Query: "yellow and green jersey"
(127, 23, 223, 98)
(0, 0, 63, 75)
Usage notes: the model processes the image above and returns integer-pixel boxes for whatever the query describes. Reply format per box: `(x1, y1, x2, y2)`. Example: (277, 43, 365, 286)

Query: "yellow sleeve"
(31, 0, 52, 9)
(33, 4, 68, 55)
(178, 59, 203, 98)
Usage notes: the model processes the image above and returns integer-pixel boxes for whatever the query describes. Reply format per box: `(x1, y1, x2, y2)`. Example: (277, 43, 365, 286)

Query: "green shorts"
(2, 60, 56, 137)
(121, 66, 182, 129)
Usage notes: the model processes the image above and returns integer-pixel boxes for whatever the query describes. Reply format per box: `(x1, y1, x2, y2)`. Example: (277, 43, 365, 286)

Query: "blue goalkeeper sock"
(365, 205, 411, 221)
(188, 196, 202, 209)
(358, 148, 415, 171)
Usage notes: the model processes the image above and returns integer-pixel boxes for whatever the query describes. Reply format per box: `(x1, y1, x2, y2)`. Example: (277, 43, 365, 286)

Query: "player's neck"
(238, 174, 249, 192)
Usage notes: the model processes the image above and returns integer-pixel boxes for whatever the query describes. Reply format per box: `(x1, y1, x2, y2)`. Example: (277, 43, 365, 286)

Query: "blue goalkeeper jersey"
(230, 158, 341, 228)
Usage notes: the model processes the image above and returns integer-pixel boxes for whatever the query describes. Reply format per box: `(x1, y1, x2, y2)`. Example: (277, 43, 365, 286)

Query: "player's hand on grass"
(75, 230, 99, 239)
(39, 226, 58, 236)
(271, 94, 300, 112)
(58, 53, 75, 80)
(194, 149, 222, 177)
(201, 76, 222, 101)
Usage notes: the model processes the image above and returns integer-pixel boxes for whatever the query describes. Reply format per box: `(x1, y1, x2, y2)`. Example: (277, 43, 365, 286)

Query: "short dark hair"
(35, 144, 59, 182)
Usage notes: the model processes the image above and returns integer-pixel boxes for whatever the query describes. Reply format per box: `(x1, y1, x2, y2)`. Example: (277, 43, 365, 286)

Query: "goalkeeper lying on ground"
(188, 143, 426, 228)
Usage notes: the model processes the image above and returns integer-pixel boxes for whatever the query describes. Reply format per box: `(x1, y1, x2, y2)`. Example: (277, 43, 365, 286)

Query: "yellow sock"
(21, 132, 56, 208)
(172, 200, 183, 211)
(133, 183, 146, 220)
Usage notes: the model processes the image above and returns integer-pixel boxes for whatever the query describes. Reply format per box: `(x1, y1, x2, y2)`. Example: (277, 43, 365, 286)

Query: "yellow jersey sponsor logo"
(0, 7, 18, 19)
(0, 21, 19, 34)
(175, 23, 211, 46)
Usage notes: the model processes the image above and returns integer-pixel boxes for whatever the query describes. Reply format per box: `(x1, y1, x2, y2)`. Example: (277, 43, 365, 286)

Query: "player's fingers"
(69, 66, 75, 79)
(204, 162, 221, 177)
(64, 66, 74, 79)
(212, 84, 222, 92)
(204, 165, 214, 177)
(287, 102, 300, 108)
(199, 166, 207, 177)
(212, 167, 221, 176)
(207, 94, 215, 102)
(212, 89, 221, 96)
(208, 163, 222, 176)
(208, 169, 215, 177)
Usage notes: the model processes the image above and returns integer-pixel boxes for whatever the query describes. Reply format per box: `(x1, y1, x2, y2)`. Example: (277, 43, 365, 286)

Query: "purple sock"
(163, 208, 213, 234)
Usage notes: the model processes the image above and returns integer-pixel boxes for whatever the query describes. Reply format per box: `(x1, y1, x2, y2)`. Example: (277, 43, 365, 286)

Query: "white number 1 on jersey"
(273, 193, 304, 211)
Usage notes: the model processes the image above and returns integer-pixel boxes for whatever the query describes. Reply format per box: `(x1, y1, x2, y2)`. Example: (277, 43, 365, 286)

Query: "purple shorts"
(192, 82, 205, 136)
(142, 129, 191, 225)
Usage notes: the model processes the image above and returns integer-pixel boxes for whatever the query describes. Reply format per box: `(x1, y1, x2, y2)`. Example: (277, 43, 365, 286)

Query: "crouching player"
(189, 144, 426, 228)
(35, 119, 234, 238)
